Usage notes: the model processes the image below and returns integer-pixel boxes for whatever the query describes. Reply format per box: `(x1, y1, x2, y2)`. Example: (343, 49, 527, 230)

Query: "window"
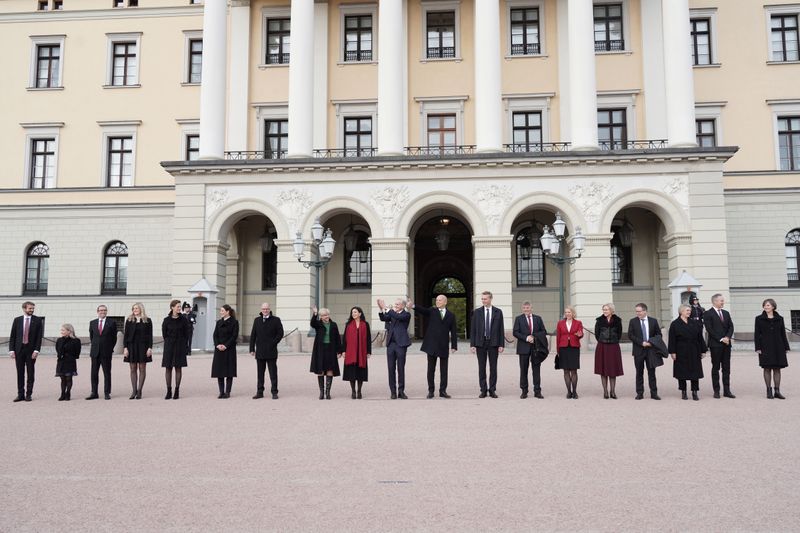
(185, 134, 200, 161)
(106, 136, 133, 187)
(427, 114, 456, 147)
(266, 18, 290, 64)
(113, 0, 137, 6)
(610, 228, 632, 285)
(594, 4, 624, 52)
(262, 244, 277, 290)
(791, 310, 800, 332)
(188, 39, 202, 83)
(38, 0, 49, 10)
(516, 229, 545, 286)
(426, 11, 456, 59)
(29, 138, 56, 189)
(598, 109, 627, 149)
(344, 117, 372, 156)
(24, 242, 49, 295)
(35, 45, 60, 88)
(690, 18, 712, 66)
(510, 8, 540, 55)
(512, 111, 542, 149)
(343, 230, 372, 288)
(344, 15, 372, 62)
(102, 241, 128, 295)
(110, 41, 138, 86)
(787, 229, 800, 286)
(54, 0, 62, 8)
(190, 0, 202, 4)
(778, 116, 800, 170)
(696, 119, 716, 147)
(264, 119, 288, 159)
(771, 14, 799, 62)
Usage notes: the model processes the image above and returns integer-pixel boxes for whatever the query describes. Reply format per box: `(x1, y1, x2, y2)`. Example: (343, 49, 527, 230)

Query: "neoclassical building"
(1, 0, 799, 348)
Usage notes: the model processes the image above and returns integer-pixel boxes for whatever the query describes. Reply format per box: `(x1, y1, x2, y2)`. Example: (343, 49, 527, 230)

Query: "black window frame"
(597, 108, 628, 150)
(185, 134, 200, 161)
(343, 230, 372, 289)
(266, 17, 291, 65)
(778, 116, 800, 171)
(696, 118, 716, 148)
(690, 17, 712, 66)
(343, 116, 373, 156)
(24, 242, 49, 296)
(264, 119, 288, 159)
(510, 7, 541, 56)
(512, 111, 543, 149)
(344, 15, 373, 62)
(29, 137, 56, 189)
(771, 14, 799, 62)
(426, 10, 456, 59)
(610, 228, 633, 286)
(188, 38, 203, 83)
(38, 0, 49, 11)
(106, 136, 133, 187)
(262, 246, 277, 290)
(786, 229, 800, 286)
(515, 229, 545, 287)
(111, 41, 137, 86)
(791, 310, 800, 332)
(594, 3, 624, 52)
(53, 0, 63, 8)
(102, 241, 128, 295)
(35, 44, 61, 88)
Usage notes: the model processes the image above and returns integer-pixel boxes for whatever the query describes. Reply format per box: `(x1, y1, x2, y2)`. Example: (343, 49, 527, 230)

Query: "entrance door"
(430, 277, 469, 340)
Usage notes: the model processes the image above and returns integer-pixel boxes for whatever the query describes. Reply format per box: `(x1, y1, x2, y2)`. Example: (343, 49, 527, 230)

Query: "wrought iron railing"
(404, 145, 476, 157)
(344, 49, 372, 62)
(510, 42, 541, 55)
(595, 39, 625, 52)
(225, 150, 287, 160)
(598, 139, 667, 150)
(312, 148, 377, 158)
(266, 52, 290, 65)
(504, 142, 572, 153)
(427, 46, 456, 59)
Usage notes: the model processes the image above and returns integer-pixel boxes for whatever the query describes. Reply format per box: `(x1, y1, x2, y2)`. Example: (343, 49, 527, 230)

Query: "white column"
(567, 0, 598, 150)
(569, 234, 613, 326)
(312, 2, 329, 150)
(472, 236, 514, 330)
(378, 0, 405, 155)
(227, 0, 251, 153)
(662, 0, 697, 147)
(369, 238, 409, 335)
(474, 0, 503, 152)
(198, 0, 228, 159)
(274, 240, 316, 351)
(287, 0, 315, 157)
(641, 0, 667, 140)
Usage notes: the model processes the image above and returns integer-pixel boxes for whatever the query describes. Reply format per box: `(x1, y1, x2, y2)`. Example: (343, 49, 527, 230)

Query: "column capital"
(663, 232, 693, 246)
(230, 0, 250, 7)
(203, 240, 230, 254)
(472, 235, 514, 247)
(368, 237, 410, 249)
(582, 233, 614, 245)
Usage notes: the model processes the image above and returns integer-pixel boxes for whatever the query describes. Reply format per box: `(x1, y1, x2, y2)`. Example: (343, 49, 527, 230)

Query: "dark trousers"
(678, 379, 699, 391)
(710, 345, 732, 392)
(256, 358, 278, 394)
(426, 354, 449, 393)
(519, 354, 541, 393)
(90, 357, 112, 395)
(476, 346, 499, 393)
(386, 343, 407, 393)
(634, 356, 658, 395)
(15, 344, 36, 396)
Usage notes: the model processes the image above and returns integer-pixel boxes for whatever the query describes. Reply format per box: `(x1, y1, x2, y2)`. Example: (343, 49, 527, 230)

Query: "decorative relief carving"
(663, 176, 689, 208)
(569, 181, 613, 228)
(370, 186, 410, 234)
(278, 188, 313, 233)
(474, 185, 512, 233)
(206, 189, 229, 219)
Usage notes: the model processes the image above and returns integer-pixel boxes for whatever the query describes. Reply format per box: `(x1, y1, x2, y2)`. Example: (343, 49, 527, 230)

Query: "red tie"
(528, 315, 533, 334)
(717, 309, 723, 322)
(98, 319, 104, 335)
(23, 317, 30, 344)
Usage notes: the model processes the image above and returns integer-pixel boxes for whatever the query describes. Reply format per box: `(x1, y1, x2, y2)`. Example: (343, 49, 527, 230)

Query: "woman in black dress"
(341, 306, 371, 399)
(668, 304, 708, 400)
(754, 298, 791, 399)
(123, 302, 153, 399)
(594, 303, 624, 399)
(211, 304, 239, 398)
(55, 323, 81, 401)
(162, 299, 191, 400)
(309, 306, 342, 400)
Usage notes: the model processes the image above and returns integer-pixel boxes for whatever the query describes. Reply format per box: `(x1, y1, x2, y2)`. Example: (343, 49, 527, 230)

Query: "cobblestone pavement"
(1, 348, 798, 532)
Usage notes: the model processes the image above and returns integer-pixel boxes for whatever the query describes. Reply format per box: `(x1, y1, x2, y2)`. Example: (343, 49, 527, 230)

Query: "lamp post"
(293, 218, 336, 310)
(540, 212, 585, 318)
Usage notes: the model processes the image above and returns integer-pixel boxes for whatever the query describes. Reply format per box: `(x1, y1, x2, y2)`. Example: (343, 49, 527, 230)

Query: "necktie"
(440, 308, 445, 319)
(528, 315, 533, 334)
(717, 309, 723, 322)
(641, 319, 647, 340)
(23, 317, 30, 344)
(485, 308, 490, 338)
(98, 319, 104, 335)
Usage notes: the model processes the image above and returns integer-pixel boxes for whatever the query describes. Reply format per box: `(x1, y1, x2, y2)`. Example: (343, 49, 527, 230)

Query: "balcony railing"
(427, 46, 456, 59)
(595, 39, 625, 52)
(598, 139, 667, 151)
(510, 42, 541, 55)
(504, 142, 572, 153)
(313, 148, 377, 158)
(266, 52, 290, 65)
(226, 150, 287, 160)
(344, 49, 373, 62)
(404, 145, 476, 157)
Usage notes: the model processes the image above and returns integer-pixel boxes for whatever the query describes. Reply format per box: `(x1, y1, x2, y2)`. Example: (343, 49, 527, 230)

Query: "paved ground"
(1, 346, 798, 532)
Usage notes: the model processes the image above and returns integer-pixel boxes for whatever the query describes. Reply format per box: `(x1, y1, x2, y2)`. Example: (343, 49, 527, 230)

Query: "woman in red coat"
(340, 306, 371, 399)
(556, 305, 583, 399)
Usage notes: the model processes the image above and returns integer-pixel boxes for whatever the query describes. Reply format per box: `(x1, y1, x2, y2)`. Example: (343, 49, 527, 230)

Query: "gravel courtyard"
(1, 347, 797, 532)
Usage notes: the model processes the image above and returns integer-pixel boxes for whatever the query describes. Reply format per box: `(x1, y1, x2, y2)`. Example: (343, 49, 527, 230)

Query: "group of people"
(7, 292, 792, 402)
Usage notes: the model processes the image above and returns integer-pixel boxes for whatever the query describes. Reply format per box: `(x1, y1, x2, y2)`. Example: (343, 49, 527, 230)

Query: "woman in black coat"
(162, 299, 191, 400)
(593, 303, 624, 399)
(55, 323, 81, 401)
(754, 298, 791, 399)
(123, 302, 153, 399)
(669, 304, 708, 400)
(211, 304, 239, 398)
(309, 306, 342, 400)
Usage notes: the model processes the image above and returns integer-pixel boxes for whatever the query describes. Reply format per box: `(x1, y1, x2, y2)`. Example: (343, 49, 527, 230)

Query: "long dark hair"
(346, 306, 365, 326)
(221, 304, 236, 320)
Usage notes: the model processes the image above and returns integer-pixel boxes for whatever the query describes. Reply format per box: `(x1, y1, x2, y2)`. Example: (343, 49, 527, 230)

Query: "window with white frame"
(421, 1, 461, 61)
(415, 97, 466, 149)
(106, 33, 141, 87)
(509, 6, 541, 56)
(99, 121, 138, 187)
(177, 119, 200, 161)
(596, 91, 637, 148)
(113, 0, 138, 7)
(24, 242, 50, 295)
(22, 123, 62, 189)
(265, 16, 290, 65)
(503, 93, 553, 150)
(766, 6, 800, 62)
(184, 31, 203, 84)
(593, 3, 624, 51)
(689, 8, 718, 66)
(695, 102, 724, 148)
(786, 229, 800, 286)
(256, 104, 289, 158)
(343, 14, 374, 62)
(333, 100, 377, 155)
(29, 36, 65, 89)
(185, 134, 200, 161)
(344, 117, 373, 156)
(695, 119, 716, 147)
(768, 100, 800, 170)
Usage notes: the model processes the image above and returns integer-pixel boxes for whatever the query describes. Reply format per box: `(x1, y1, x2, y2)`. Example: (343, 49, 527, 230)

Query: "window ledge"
(257, 63, 289, 69)
(181, 82, 201, 87)
(766, 60, 800, 65)
(336, 60, 378, 66)
(693, 63, 722, 69)
(504, 54, 548, 60)
(102, 84, 141, 89)
(595, 50, 633, 56)
(26, 86, 64, 91)
(420, 57, 463, 63)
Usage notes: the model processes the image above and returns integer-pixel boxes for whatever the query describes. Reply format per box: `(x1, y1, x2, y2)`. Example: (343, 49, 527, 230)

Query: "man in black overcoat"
(411, 294, 457, 399)
(249, 302, 284, 399)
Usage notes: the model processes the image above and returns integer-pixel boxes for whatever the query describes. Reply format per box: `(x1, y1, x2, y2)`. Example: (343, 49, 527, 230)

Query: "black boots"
(165, 387, 172, 400)
(318, 376, 325, 400)
(173, 387, 180, 400)
(774, 388, 786, 400)
(767, 386, 774, 399)
(325, 376, 333, 400)
(681, 390, 688, 400)
(692, 391, 699, 401)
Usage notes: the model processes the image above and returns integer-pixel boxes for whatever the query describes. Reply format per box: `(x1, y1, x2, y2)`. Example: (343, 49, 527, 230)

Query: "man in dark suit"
(513, 301, 548, 399)
(470, 290, 505, 398)
(411, 294, 457, 399)
(249, 302, 284, 399)
(703, 293, 735, 398)
(378, 297, 412, 399)
(8, 301, 44, 402)
(86, 304, 118, 400)
(627, 302, 662, 400)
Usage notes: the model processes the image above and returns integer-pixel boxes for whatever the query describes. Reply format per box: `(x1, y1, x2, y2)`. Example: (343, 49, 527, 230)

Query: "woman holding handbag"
(123, 302, 153, 400)
(556, 306, 583, 399)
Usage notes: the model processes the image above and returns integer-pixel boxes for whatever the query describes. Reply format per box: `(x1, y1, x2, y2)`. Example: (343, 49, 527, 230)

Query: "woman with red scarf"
(340, 306, 371, 399)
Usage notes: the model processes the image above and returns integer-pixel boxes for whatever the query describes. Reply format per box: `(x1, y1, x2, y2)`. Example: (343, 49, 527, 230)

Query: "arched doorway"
(412, 211, 473, 339)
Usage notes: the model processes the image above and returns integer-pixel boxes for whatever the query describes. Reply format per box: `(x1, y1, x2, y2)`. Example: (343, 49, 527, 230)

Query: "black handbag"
(554, 353, 561, 370)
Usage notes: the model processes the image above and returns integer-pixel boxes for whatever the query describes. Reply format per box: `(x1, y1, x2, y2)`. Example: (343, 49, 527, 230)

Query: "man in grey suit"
(378, 297, 412, 399)
(470, 291, 505, 398)
(411, 295, 458, 399)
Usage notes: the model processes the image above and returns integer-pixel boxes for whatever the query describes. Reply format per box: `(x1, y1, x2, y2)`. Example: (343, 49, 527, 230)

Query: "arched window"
(103, 241, 128, 294)
(24, 242, 49, 295)
(786, 229, 800, 286)
(515, 228, 545, 286)
(343, 229, 371, 288)
(611, 227, 633, 286)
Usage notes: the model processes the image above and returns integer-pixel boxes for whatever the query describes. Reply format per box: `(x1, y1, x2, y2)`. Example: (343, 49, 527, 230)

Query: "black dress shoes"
(13, 396, 24, 402)
(713, 391, 721, 399)
(398, 392, 408, 399)
(272, 393, 279, 400)
(635, 393, 644, 400)
(351, 391, 357, 399)
(609, 392, 617, 399)
(723, 390, 736, 398)
(85, 394, 99, 400)
(253, 393, 264, 399)
(439, 391, 451, 399)
(681, 391, 688, 400)
(391, 392, 397, 399)
(651, 394, 661, 400)
(104, 394, 111, 400)
(692, 391, 699, 401)
(24, 395, 32, 402)
(426, 391, 434, 399)
(534, 392, 544, 399)
(520, 391, 528, 399)
(479, 392, 487, 398)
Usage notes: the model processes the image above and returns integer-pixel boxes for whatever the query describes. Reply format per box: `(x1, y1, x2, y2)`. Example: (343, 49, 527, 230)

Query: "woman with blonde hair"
(55, 323, 81, 401)
(309, 306, 342, 399)
(123, 302, 153, 399)
(594, 303, 624, 399)
(556, 305, 584, 399)
(669, 304, 708, 400)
